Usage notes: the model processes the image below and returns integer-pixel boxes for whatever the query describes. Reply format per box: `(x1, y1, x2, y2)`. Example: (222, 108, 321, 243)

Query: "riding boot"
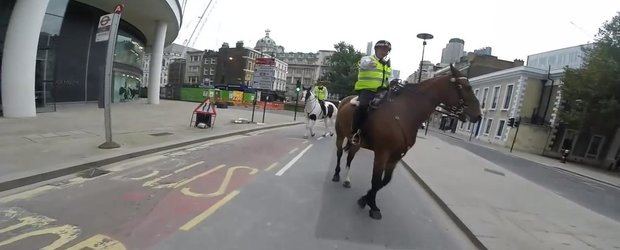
(320, 102, 326, 118)
(351, 107, 364, 145)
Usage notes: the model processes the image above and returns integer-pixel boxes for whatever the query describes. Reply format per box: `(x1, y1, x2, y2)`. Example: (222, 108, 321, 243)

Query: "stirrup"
(351, 130, 361, 145)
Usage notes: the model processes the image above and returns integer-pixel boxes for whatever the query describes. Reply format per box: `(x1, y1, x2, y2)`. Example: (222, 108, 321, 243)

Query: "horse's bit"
(439, 76, 469, 116)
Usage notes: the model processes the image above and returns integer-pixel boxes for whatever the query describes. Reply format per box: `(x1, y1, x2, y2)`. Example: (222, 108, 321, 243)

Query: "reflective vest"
(355, 55, 391, 92)
(314, 87, 327, 100)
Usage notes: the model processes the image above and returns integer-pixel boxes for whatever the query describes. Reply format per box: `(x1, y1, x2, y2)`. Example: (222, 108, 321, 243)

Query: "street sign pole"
(510, 117, 521, 153)
(97, 5, 123, 149)
(294, 91, 299, 121)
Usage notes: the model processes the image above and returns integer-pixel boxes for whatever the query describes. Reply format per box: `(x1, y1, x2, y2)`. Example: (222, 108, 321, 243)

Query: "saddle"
(350, 79, 405, 110)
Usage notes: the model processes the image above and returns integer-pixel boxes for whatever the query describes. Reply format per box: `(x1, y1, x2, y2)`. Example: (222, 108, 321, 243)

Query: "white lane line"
(275, 144, 313, 176)
(317, 136, 323, 141)
(289, 148, 299, 154)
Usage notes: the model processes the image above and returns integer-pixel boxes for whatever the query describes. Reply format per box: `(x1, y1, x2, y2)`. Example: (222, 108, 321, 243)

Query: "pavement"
(0, 125, 475, 250)
(402, 133, 620, 250)
(428, 128, 620, 188)
(0, 99, 302, 192)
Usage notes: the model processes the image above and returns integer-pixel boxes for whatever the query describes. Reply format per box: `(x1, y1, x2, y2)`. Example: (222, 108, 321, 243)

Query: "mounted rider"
(351, 40, 392, 145)
(313, 81, 328, 117)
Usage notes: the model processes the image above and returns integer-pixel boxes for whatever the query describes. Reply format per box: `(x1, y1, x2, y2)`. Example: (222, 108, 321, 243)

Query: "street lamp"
(416, 33, 433, 83)
(417, 33, 433, 136)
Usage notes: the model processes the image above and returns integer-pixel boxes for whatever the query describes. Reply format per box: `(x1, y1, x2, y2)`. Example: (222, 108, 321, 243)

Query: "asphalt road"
(0, 125, 474, 250)
(435, 133, 620, 222)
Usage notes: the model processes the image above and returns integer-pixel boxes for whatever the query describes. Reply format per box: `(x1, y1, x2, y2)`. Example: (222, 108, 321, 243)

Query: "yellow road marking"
(179, 190, 240, 231)
(142, 161, 205, 189)
(0, 224, 80, 250)
(66, 234, 127, 250)
(264, 162, 279, 172)
(0, 216, 54, 234)
(174, 161, 203, 173)
(289, 148, 299, 154)
(181, 166, 257, 198)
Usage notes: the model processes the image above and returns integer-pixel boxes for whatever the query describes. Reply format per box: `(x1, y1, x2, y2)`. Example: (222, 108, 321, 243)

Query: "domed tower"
(254, 29, 284, 57)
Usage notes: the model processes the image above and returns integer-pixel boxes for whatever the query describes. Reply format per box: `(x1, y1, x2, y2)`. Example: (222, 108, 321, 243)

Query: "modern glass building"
(0, 0, 183, 117)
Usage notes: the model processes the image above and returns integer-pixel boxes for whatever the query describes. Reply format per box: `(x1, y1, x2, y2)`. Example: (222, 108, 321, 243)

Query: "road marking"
(302, 140, 309, 144)
(66, 234, 127, 250)
(174, 162, 203, 173)
(276, 144, 313, 176)
(173, 164, 227, 189)
(0, 224, 80, 249)
(179, 190, 240, 231)
(264, 162, 279, 172)
(317, 136, 323, 140)
(181, 166, 258, 198)
(582, 181, 604, 191)
(289, 148, 299, 154)
(107, 155, 167, 172)
(129, 170, 159, 181)
(0, 177, 90, 203)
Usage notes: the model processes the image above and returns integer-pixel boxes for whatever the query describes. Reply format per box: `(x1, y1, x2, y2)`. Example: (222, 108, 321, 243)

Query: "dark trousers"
(352, 90, 376, 133)
(318, 100, 326, 116)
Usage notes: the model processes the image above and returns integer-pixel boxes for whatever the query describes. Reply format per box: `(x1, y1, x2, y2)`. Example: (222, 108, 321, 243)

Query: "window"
(204, 58, 209, 64)
(189, 66, 199, 72)
(211, 58, 216, 64)
(467, 122, 473, 131)
(204, 68, 209, 75)
(496, 120, 506, 138)
(474, 89, 480, 100)
(481, 88, 489, 109)
(484, 118, 493, 135)
(491, 86, 501, 110)
(503, 84, 514, 110)
(460, 121, 465, 129)
(210, 68, 216, 75)
(191, 55, 200, 62)
(188, 76, 198, 83)
(586, 135, 605, 159)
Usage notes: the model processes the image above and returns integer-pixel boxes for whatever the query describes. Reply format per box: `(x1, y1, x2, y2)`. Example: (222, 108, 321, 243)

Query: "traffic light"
(296, 79, 301, 92)
(514, 118, 520, 127)
(507, 117, 515, 127)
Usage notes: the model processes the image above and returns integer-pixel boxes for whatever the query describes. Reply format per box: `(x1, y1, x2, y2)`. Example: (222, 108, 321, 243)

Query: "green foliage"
(560, 12, 620, 133)
(320, 42, 363, 99)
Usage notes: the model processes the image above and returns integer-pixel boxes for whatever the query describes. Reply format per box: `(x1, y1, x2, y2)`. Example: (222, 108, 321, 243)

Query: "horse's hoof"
(330, 133, 334, 136)
(303, 135, 308, 139)
(369, 210, 382, 220)
(343, 181, 351, 188)
(357, 196, 367, 208)
(311, 133, 315, 137)
(332, 175, 340, 182)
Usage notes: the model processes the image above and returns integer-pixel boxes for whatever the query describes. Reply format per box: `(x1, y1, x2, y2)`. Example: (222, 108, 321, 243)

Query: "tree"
(320, 42, 363, 99)
(560, 12, 620, 133)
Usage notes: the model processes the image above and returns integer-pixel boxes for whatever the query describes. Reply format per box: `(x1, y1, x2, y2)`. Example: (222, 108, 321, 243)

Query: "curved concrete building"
(0, 0, 183, 117)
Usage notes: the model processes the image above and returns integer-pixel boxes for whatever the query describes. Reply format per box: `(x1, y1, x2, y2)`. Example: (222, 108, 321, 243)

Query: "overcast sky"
(173, 0, 619, 78)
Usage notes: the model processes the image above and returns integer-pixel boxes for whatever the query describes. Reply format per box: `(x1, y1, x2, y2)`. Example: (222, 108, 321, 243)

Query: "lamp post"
(416, 33, 433, 83)
(417, 33, 433, 135)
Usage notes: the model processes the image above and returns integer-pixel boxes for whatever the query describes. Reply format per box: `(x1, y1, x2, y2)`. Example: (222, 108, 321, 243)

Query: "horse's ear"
(449, 63, 458, 76)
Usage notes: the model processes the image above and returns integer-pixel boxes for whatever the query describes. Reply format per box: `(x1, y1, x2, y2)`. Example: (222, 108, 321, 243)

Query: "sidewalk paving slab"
(402, 134, 620, 250)
(0, 100, 304, 191)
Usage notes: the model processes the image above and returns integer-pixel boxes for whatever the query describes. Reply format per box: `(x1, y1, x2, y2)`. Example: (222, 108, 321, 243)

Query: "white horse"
(301, 87, 338, 139)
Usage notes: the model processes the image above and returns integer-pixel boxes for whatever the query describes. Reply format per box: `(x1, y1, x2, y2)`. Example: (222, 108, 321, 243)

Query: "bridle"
(438, 76, 469, 117)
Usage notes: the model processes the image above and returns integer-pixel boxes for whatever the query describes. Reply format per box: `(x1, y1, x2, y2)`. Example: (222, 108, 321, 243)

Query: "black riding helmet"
(374, 40, 391, 51)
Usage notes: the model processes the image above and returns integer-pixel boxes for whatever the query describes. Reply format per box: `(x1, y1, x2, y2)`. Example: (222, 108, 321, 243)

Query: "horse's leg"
(358, 151, 390, 220)
(310, 119, 316, 137)
(303, 117, 309, 139)
(343, 145, 360, 188)
(333, 134, 344, 182)
(323, 117, 330, 136)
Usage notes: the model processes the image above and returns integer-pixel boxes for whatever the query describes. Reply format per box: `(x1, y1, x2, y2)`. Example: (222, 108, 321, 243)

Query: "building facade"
(440, 38, 465, 65)
(453, 44, 619, 167)
(0, 0, 183, 117)
(143, 43, 197, 87)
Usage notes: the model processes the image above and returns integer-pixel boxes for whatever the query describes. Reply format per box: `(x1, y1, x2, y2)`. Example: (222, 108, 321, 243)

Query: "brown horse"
(333, 64, 482, 220)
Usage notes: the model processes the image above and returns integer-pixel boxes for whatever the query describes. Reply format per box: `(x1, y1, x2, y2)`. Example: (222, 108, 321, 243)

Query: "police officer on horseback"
(314, 81, 328, 117)
(351, 40, 392, 145)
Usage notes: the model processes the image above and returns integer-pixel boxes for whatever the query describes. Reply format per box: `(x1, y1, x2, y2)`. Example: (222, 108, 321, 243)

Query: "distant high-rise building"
(474, 47, 492, 56)
(366, 41, 373, 56)
(391, 69, 400, 80)
(440, 38, 465, 65)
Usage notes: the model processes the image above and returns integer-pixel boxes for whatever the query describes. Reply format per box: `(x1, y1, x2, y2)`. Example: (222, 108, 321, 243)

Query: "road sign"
(95, 14, 114, 42)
